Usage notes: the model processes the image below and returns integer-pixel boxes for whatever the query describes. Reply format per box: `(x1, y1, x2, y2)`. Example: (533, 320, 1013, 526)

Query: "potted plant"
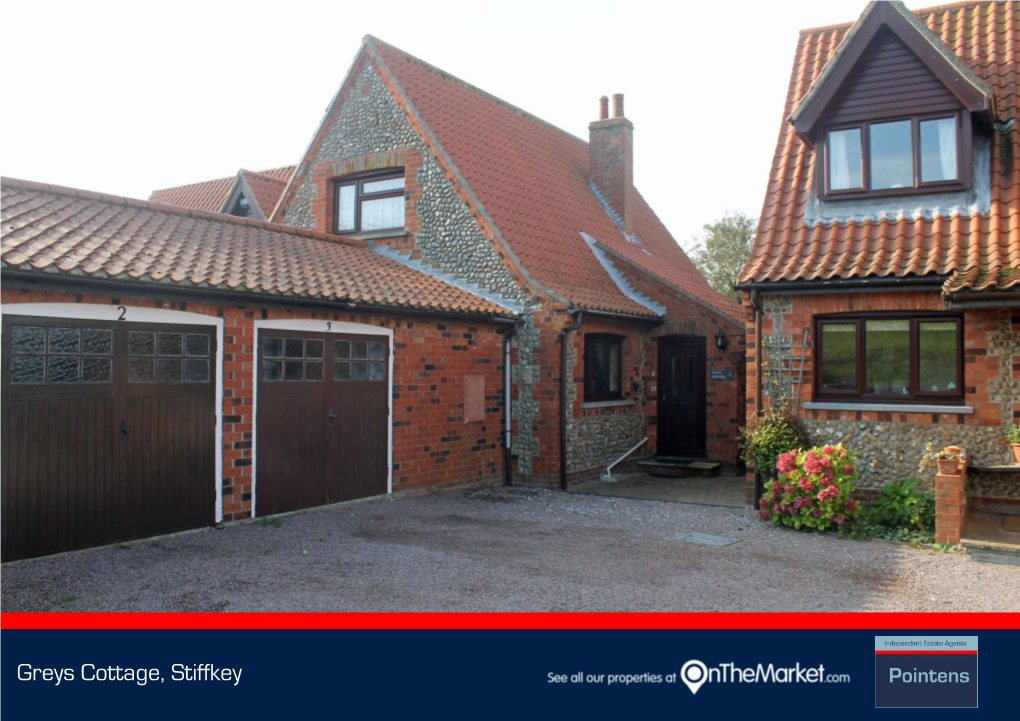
(1009, 423, 1020, 465)
(937, 446, 963, 475)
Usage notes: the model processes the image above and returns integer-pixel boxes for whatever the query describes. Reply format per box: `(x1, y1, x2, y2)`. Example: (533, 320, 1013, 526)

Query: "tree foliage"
(688, 211, 757, 301)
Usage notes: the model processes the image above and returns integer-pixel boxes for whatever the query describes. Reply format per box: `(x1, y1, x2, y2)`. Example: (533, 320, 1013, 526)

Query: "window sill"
(803, 402, 973, 414)
(581, 399, 636, 410)
(344, 229, 409, 242)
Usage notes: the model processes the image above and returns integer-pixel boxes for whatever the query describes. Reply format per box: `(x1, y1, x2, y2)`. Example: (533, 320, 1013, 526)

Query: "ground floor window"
(584, 333, 623, 402)
(815, 313, 962, 402)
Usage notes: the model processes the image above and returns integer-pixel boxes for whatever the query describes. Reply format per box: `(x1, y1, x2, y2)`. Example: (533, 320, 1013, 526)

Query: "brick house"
(738, 1, 1019, 513)
(2, 36, 742, 560)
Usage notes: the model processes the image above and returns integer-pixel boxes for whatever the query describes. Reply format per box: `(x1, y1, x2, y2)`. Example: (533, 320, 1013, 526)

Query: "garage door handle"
(328, 409, 337, 427)
(120, 420, 133, 443)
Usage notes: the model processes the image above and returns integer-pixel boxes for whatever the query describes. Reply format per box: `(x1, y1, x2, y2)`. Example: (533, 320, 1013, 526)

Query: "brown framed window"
(822, 112, 969, 199)
(584, 334, 623, 402)
(334, 170, 405, 234)
(815, 314, 963, 403)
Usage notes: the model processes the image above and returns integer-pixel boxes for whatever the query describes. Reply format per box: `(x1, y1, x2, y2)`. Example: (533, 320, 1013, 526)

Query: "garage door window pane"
(263, 360, 282, 381)
(11, 356, 45, 384)
(865, 319, 910, 395)
(82, 357, 113, 383)
(284, 361, 304, 381)
(185, 359, 210, 383)
(352, 341, 368, 360)
(47, 357, 80, 383)
(12, 326, 46, 354)
(264, 337, 283, 358)
(820, 324, 857, 391)
(158, 333, 183, 356)
(305, 361, 324, 381)
(129, 358, 155, 382)
(335, 340, 351, 359)
(82, 329, 113, 355)
(351, 362, 368, 380)
(285, 338, 304, 358)
(369, 362, 385, 381)
(186, 334, 210, 357)
(48, 327, 80, 355)
(157, 358, 182, 383)
(369, 342, 386, 360)
(919, 322, 958, 392)
(305, 339, 324, 359)
(130, 332, 155, 356)
(334, 361, 351, 380)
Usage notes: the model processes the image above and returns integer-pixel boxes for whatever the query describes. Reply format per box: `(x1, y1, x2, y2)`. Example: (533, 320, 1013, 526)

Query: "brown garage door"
(1, 316, 217, 562)
(256, 329, 388, 516)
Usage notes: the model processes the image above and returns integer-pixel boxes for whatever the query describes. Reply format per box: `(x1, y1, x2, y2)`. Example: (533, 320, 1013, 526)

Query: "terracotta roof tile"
(366, 38, 742, 321)
(149, 166, 295, 213)
(2, 178, 513, 317)
(240, 170, 289, 218)
(740, 1, 1019, 294)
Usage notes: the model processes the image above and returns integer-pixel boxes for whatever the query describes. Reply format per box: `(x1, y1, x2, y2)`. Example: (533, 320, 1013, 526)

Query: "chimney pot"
(612, 93, 624, 118)
(598, 96, 609, 121)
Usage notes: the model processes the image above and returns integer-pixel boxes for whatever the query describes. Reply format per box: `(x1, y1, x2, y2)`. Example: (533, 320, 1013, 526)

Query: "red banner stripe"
(1, 612, 1017, 630)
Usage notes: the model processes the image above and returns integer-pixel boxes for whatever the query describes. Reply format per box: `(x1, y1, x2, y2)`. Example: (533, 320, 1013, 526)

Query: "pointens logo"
(679, 660, 850, 695)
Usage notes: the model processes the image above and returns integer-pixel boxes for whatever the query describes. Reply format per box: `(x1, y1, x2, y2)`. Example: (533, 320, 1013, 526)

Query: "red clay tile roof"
(149, 166, 294, 213)
(365, 37, 742, 321)
(1, 178, 513, 317)
(240, 169, 289, 219)
(740, 1, 1019, 294)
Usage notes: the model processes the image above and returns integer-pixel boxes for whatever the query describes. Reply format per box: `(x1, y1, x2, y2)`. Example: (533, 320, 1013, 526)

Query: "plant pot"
(1012, 443, 1020, 465)
(937, 458, 961, 476)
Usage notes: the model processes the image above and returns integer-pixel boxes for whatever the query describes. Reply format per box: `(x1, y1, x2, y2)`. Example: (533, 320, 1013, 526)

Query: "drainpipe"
(503, 320, 522, 486)
(559, 310, 583, 491)
(750, 289, 764, 509)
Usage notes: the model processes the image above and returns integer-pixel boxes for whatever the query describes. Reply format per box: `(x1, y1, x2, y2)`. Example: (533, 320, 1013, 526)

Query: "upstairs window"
(334, 171, 405, 234)
(824, 113, 964, 198)
(815, 314, 963, 403)
(584, 334, 623, 402)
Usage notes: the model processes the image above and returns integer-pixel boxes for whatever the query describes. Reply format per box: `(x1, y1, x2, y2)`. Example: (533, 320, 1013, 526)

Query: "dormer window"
(823, 113, 967, 198)
(334, 170, 405, 234)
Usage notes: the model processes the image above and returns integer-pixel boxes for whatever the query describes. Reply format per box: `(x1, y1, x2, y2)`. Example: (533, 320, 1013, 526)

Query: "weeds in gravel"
(257, 517, 282, 528)
(115, 543, 131, 550)
(59, 595, 76, 604)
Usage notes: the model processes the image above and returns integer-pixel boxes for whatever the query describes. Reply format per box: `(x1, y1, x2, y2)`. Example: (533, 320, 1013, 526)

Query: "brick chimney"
(589, 93, 634, 234)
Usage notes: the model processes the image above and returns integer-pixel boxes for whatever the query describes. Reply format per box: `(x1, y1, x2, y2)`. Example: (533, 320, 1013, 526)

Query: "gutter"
(735, 275, 946, 295)
(0, 271, 518, 326)
(944, 291, 1020, 308)
(559, 310, 583, 491)
(503, 320, 523, 486)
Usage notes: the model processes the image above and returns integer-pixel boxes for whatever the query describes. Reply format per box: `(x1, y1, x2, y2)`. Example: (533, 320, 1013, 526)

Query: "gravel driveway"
(3, 488, 1017, 612)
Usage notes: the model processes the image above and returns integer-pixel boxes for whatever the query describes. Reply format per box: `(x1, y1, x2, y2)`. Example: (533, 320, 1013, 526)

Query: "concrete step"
(636, 457, 721, 478)
(966, 546, 1020, 567)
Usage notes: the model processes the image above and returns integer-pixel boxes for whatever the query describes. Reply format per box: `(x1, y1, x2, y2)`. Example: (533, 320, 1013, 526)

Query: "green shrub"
(1008, 423, 1020, 444)
(757, 444, 860, 531)
(859, 479, 936, 544)
(739, 404, 808, 481)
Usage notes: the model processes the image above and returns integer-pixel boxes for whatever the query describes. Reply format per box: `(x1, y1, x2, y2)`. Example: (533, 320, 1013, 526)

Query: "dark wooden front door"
(657, 336, 707, 458)
(1, 316, 217, 562)
(256, 330, 388, 516)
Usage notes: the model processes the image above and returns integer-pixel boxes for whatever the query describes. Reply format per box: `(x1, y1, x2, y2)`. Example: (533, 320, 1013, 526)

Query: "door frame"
(656, 334, 707, 458)
(252, 319, 394, 517)
(0, 302, 225, 522)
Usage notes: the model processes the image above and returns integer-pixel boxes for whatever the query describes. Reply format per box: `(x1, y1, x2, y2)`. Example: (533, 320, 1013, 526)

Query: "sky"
(0, 0, 932, 249)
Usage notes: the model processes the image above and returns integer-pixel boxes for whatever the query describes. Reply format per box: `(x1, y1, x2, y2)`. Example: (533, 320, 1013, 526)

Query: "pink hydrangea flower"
(834, 514, 845, 525)
(842, 464, 854, 475)
(776, 452, 797, 476)
(798, 477, 815, 492)
(803, 452, 823, 476)
(846, 498, 858, 512)
(812, 508, 822, 517)
(820, 457, 832, 468)
(823, 446, 835, 454)
(758, 509, 771, 521)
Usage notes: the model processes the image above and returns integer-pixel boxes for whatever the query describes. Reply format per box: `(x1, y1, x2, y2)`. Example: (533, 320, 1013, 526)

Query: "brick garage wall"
(615, 264, 746, 469)
(1, 289, 508, 523)
(741, 290, 1019, 494)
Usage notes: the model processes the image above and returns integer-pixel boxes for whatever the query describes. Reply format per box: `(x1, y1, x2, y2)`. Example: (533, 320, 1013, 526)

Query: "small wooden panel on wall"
(464, 375, 485, 423)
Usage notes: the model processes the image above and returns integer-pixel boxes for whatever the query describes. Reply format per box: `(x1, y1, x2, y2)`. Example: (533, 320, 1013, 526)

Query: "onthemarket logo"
(680, 660, 850, 695)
